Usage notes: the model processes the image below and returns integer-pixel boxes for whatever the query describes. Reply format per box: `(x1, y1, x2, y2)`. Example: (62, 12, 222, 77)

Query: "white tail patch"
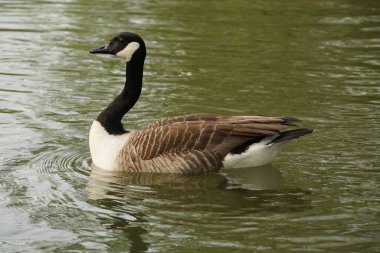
(223, 136, 287, 169)
(116, 42, 140, 61)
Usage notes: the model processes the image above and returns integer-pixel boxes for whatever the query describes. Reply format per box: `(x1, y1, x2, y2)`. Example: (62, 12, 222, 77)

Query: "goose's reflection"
(86, 164, 311, 230)
(222, 165, 283, 191)
(86, 164, 226, 200)
(86, 164, 298, 253)
(87, 163, 283, 200)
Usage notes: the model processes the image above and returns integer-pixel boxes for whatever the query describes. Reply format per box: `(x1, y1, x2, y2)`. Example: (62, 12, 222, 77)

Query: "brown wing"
(139, 113, 221, 130)
(129, 115, 296, 161)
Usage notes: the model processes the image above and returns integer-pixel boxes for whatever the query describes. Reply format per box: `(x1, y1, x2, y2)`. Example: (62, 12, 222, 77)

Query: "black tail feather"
(270, 128, 313, 144)
(281, 117, 302, 126)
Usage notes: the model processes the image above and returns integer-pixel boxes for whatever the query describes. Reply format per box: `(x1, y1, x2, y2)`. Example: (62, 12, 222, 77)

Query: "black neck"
(97, 52, 145, 135)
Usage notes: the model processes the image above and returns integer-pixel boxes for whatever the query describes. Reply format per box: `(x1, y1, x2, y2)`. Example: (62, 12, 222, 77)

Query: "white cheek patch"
(116, 42, 140, 61)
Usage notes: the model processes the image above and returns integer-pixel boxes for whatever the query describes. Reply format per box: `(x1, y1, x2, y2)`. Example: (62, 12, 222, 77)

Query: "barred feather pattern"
(115, 114, 299, 173)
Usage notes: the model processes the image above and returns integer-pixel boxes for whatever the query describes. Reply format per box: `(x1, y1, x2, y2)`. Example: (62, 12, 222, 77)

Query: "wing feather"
(127, 115, 293, 162)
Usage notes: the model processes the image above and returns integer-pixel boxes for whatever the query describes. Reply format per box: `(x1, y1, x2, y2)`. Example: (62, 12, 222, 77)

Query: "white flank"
(223, 135, 288, 169)
(89, 120, 130, 170)
(116, 41, 140, 61)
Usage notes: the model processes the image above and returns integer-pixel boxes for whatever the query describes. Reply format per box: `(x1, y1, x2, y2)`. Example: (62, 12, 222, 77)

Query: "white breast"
(89, 120, 130, 170)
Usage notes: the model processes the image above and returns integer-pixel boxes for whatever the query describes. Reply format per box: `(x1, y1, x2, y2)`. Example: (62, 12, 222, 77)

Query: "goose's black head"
(90, 32, 146, 62)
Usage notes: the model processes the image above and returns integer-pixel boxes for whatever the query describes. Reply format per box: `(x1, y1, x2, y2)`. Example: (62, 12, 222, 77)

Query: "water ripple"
(26, 147, 91, 178)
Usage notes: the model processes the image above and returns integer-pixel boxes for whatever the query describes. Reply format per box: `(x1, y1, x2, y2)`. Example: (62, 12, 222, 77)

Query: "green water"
(1, 0, 379, 252)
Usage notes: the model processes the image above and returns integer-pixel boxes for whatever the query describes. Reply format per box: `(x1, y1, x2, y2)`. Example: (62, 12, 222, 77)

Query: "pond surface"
(1, 0, 380, 252)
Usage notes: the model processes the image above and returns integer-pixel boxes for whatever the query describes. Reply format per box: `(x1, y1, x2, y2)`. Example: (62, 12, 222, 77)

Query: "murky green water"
(1, 0, 379, 252)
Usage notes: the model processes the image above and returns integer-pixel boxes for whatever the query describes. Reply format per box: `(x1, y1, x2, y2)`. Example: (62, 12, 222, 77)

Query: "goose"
(89, 32, 312, 173)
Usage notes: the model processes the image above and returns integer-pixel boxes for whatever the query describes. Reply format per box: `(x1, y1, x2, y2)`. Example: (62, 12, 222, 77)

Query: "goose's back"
(115, 114, 293, 173)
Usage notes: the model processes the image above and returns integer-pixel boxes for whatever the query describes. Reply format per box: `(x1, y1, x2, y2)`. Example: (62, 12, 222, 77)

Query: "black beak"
(89, 46, 110, 54)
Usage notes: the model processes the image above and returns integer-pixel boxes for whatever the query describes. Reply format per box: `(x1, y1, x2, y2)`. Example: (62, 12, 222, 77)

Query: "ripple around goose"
(26, 148, 91, 177)
(88, 32, 312, 173)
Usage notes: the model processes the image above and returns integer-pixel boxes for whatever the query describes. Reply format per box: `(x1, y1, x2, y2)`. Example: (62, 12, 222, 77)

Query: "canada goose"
(89, 32, 312, 173)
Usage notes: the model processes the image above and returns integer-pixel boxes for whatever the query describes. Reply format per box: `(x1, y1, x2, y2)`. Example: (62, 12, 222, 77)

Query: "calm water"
(1, 0, 380, 252)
